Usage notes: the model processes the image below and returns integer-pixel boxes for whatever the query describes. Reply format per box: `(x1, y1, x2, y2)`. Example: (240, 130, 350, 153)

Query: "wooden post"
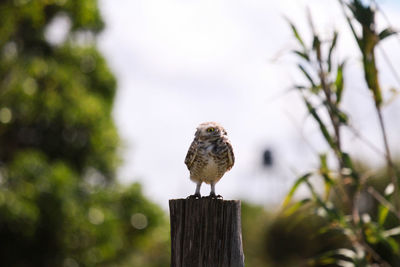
(169, 198, 244, 267)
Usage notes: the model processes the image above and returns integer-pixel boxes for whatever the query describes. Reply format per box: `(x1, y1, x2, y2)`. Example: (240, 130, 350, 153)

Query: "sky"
(97, 0, 400, 210)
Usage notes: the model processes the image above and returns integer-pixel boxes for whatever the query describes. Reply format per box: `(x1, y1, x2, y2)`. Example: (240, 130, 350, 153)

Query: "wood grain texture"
(169, 198, 244, 267)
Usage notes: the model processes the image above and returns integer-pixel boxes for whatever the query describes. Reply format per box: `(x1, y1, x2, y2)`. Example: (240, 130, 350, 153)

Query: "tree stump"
(169, 198, 244, 267)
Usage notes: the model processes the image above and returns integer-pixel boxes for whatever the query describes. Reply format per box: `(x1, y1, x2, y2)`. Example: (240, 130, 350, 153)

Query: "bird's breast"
(202, 157, 219, 178)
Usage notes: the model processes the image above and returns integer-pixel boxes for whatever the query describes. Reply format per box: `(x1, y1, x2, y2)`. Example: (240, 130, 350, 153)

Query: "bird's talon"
(187, 194, 201, 199)
(208, 193, 223, 199)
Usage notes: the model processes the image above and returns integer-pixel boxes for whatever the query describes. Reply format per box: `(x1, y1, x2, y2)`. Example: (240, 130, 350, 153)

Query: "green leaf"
(338, 111, 348, 124)
(283, 173, 312, 207)
(335, 62, 345, 104)
(304, 98, 335, 149)
(378, 204, 389, 226)
(383, 226, 400, 238)
(283, 198, 311, 216)
(312, 35, 321, 52)
(319, 154, 335, 200)
(293, 50, 310, 61)
(320, 154, 328, 172)
(378, 28, 397, 41)
(294, 85, 306, 90)
(341, 152, 359, 181)
(311, 85, 322, 94)
(341, 152, 353, 169)
(331, 105, 348, 124)
(339, 0, 362, 49)
(364, 59, 382, 106)
(303, 178, 340, 220)
(387, 237, 400, 253)
(312, 248, 358, 266)
(319, 154, 335, 184)
(328, 31, 338, 72)
(347, 0, 374, 27)
(298, 64, 316, 88)
(335, 248, 357, 260)
(287, 19, 306, 49)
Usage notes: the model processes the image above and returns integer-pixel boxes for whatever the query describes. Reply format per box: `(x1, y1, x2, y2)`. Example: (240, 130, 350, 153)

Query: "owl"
(184, 122, 235, 198)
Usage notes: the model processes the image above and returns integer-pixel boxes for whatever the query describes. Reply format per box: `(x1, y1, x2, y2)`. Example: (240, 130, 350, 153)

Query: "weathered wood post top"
(169, 198, 244, 267)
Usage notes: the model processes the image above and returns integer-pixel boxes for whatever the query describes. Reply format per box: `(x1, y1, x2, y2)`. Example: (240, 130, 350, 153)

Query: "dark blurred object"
(262, 148, 274, 168)
(0, 1, 169, 266)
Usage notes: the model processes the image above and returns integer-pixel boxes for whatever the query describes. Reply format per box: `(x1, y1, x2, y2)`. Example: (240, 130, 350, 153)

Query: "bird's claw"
(187, 194, 201, 199)
(187, 193, 223, 200)
(207, 193, 223, 200)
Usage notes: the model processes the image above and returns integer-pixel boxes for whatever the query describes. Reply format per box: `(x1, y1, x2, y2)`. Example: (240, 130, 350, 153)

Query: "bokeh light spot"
(0, 108, 12, 124)
(130, 213, 148, 230)
(88, 208, 104, 225)
(44, 13, 71, 46)
(385, 183, 394, 195)
(3, 42, 17, 60)
(23, 77, 38, 95)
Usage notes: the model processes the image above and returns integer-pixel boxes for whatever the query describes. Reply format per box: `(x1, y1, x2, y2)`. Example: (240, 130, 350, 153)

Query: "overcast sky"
(97, 0, 400, 210)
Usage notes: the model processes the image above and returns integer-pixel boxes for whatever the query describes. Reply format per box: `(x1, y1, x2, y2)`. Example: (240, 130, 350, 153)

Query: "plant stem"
(368, 186, 400, 220)
(376, 106, 400, 214)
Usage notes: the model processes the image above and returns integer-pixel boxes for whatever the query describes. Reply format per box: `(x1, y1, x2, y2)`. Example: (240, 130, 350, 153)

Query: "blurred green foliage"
(266, 206, 351, 266)
(261, 0, 400, 266)
(0, 0, 169, 266)
(4, 0, 399, 266)
(264, 163, 400, 266)
(0, 0, 117, 177)
(241, 202, 272, 267)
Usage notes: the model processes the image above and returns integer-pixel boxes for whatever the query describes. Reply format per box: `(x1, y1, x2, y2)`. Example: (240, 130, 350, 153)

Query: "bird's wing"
(184, 139, 198, 170)
(226, 140, 235, 170)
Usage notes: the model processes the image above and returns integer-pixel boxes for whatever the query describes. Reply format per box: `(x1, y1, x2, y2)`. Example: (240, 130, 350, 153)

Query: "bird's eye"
(206, 127, 215, 132)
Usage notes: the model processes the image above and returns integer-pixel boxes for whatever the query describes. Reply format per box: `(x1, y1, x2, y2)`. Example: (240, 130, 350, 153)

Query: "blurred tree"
(0, 1, 169, 266)
(0, 0, 117, 178)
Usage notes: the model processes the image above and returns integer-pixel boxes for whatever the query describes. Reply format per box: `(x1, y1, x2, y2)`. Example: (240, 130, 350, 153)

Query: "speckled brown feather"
(184, 136, 199, 170)
(184, 122, 235, 193)
(225, 139, 235, 170)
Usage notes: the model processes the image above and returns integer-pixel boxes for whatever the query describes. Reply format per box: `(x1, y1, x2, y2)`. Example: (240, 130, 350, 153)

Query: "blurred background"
(100, 0, 400, 208)
(1, 0, 400, 266)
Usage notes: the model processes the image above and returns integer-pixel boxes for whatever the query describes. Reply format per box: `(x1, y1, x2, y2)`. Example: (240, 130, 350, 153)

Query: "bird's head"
(195, 121, 227, 140)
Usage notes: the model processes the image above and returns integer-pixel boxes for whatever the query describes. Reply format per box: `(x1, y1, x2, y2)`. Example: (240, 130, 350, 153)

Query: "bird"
(184, 122, 235, 198)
